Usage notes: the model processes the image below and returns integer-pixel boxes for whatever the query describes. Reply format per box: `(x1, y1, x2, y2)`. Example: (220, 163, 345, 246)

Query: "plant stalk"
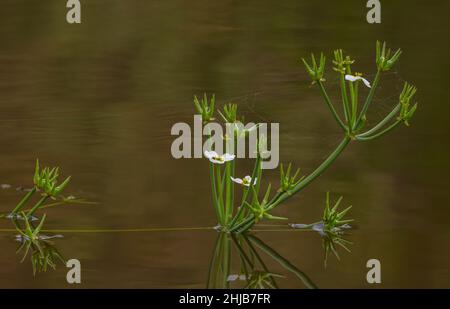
(355, 70, 381, 128)
(357, 103, 401, 138)
(27, 195, 49, 217)
(318, 81, 347, 131)
(267, 135, 351, 211)
(11, 187, 36, 214)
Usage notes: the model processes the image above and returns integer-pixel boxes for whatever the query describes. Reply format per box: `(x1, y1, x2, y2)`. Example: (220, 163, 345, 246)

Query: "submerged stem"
(247, 234, 317, 289)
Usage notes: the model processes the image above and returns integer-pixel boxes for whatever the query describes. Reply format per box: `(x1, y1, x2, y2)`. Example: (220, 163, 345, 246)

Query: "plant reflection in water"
(207, 232, 320, 289)
(12, 212, 65, 276)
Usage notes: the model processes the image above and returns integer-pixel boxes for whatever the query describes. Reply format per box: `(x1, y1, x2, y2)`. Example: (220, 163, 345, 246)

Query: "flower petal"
(361, 77, 371, 88)
(243, 175, 252, 182)
(231, 177, 243, 184)
(210, 158, 225, 164)
(222, 153, 236, 162)
(345, 75, 371, 88)
(345, 74, 358, 82)
(204, 150, 218, 159)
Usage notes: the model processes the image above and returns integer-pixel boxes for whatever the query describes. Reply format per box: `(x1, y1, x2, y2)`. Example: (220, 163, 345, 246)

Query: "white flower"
(230, 175, 257, 187)
(345, 74, 371, 88)
(204, 150, 235, 164)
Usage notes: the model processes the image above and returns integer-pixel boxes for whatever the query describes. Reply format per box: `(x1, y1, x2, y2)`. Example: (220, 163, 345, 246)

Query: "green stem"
(206, 233, 221, 288)
(229, 214, 255, 233)
(11, 187, 36, 214)
(231, 135, 351, 233)
(356, 120, 402, 141)
(357, 104, 401, 138)
(27, 195, 49, 216)
(242, 235, 278, 288)
(235, 217, 256, 234)
(230, 234, 254, 268)
(318, 81, 347, 131)
(225, 161, 232, 224)
(210, 162, 222, 225)
(224, 135, 235, 224)
(229, 156, 261, 228)
(223, 234, 232, 289)
(352, 82, 359, 125)
(247, 235, 317, 289)
(216, 165, 224, 217)
(355, 70, 381, 128)
(230, 157, 235, 219)
(339, 74, 351, 129)
(251, 160, 263, 206)
(267, 135, 351, 211)
(267, 191, 283, 206)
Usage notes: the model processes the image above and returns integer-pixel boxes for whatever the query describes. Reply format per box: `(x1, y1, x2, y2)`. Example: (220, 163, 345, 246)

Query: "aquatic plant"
(197, 41, 417, 233)
(322, 192, 353, 233)
(290, 192, 353, 266)
(322, 231, 352, 268)
(207, 232, 316, 289)
(290, 192, 353, 232)
(13, 212, 65, 275)
(9, 159, 71, 218)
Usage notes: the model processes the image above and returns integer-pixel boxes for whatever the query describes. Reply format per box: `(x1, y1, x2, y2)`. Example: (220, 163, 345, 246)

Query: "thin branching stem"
(225, 161, 232, 224)
(11, 187, 36, 214)
(356, 120, 402, 141)
(317, 81, 347, 131)
(247, 234, 317, 289)
(357, 103, 401, 138)
(339, 74, 351, 129)
(27, 195, 49, 217)
(267, 136, 351, 211)
(231, 136, 351, 233)
(355, 70, 381, 128)
(229, 156, 261, 228)
(210, 162, 222, 225)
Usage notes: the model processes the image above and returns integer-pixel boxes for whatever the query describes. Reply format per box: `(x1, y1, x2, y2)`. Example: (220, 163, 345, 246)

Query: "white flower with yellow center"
(230, 175, 257, 187)
(345, 74, 371, 88)
(204, 151, 235, 164)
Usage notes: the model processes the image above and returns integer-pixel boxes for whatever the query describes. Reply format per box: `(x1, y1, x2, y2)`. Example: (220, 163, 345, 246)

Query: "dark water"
(1, 0, 450, 288)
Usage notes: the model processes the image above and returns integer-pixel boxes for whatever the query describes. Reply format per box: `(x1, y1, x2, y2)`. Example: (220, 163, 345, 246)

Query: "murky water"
(1, 0, 450, 288)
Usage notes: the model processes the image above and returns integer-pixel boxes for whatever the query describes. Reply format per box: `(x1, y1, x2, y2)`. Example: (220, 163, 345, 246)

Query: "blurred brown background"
(0, 0, 449, 288)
